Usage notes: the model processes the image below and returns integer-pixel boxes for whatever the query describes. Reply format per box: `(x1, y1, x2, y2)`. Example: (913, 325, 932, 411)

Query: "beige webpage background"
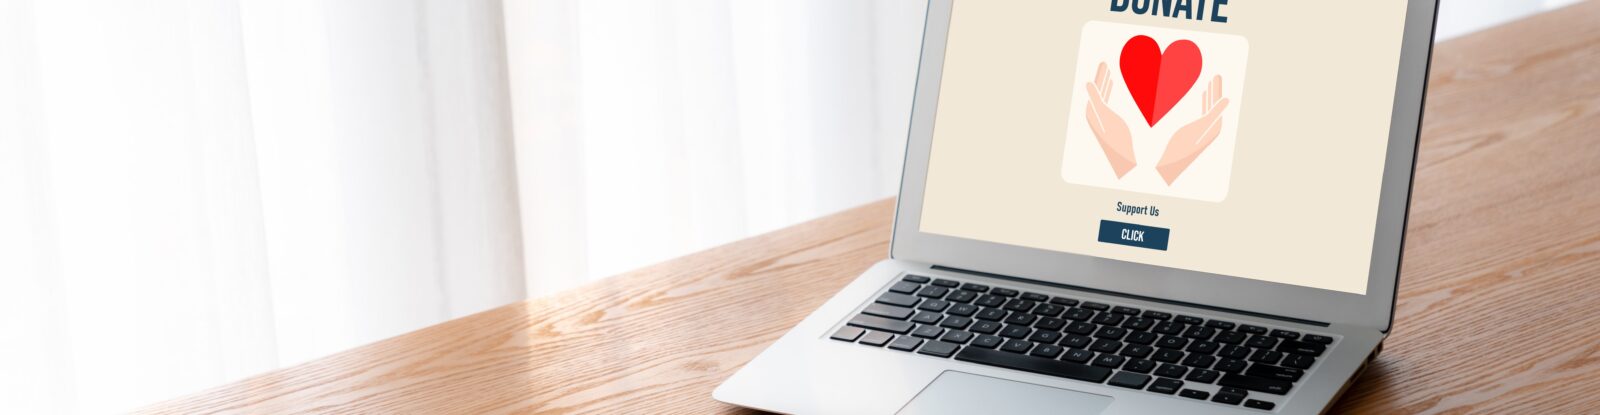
(919, 0, 1410, 294)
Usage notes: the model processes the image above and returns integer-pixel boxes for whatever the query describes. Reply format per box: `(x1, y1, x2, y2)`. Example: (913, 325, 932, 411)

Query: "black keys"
(877, 292, 919, 308)
(1219, 373, 1294, 395)
(1032, 304, 1065, 317)
(941, 330, 974, 344)
(1003, 299, 1037, 312)
(999, 325, 1032, 339)
(1156, 335, 1189, 349)
(945, 290, 978, 303)
(1282, 353, 1316, 370)
(969, 321, 1001, 334)
(1089, 339, 1123, 353)
(918, 341, 961, 358)
(1205, 320, 1236, 330)
(1153, 321, 1186, 335)
(911, 311, 943, 325)
(1092, 312, 1125, 326)
(1185, 341, 1219, 355)
(1238, 324, 1268, 335)
(974, 295, 1006, 308)
(1063, 308, 1096, 321)
(1181, 353, 1216, 369)
(1244, 399, 1276, 410)
(1246, 335, 1280, 349)
(1002, 312, 1038, 326)
(947, 303, 978, 317)
(1212, 390, 1245, 405)
(1182, 325, 1217, 340)
(1249, 349, 1285, 365)
(1093, 326, 1128, 340)
(1034, 317, 1067, 331)
(831, 326, 865, 342)
(1219, 345, 1252, 360)
(912, 325, 945, 339)
(901, 274, 931, 283)
(1155, 363, 1189, 378)
(862, 303, 914, 320)
(1062, 348, 1095, 363)
(990, 288, 1019, 297)
(931, 278, 960, 288)
(1060, 334, 1093, 349)
(859, 331, 894, 346)
(888, 336, 924, 351)
(1049, 297, 1079, 307)
(975, 308, 1008, 321)
(1185, 369, 1221, 384)
(1179, 389, 1210, 400)
(848, 315, 914, 334)
(1270, 329, 1301, 339)
(954, 347, 1113, 383)
(1123, 358, 1156, 373)
(1108, 371, 1152, 389)
(1246, 364, 1305, 382)
(1029, 344, 1064, 358)
(1276, 339, 1328, 357)
(1304, 334, 1334, 344)
(1000, 339, 1034, 353)
(1112, 306, 1142, 315)
(1215, 330, 1247, 344)
(1148, 378, 1183, 394)
(916, 299, 951, 312)
(1152, 349, 1185, 363)
(971, 334, 1004, 348)
(1215, 358, 1248, 373)
(888, 281, 921, 294)
(1080, 302, 1110, 311)
(1119, 344, 1154, 359)
(1142, 310, 1173, 320)
(1121, 317, 1155, 331)
(1125, 331, 1158, 345)
(1092, 353, 1125, 368)
(939, 316, 973, 330)
(1020, 292, 1049, 302)
(916, 286, 949, 299)
(1028, 330, 1062, 344)
(1175, 315, 1204, 325)
(960, 282, 990, 292)
(1064, 322, 1097, 335)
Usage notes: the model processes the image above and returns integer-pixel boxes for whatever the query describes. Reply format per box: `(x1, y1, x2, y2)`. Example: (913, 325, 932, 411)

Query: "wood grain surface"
(141, 3, 1600, 414)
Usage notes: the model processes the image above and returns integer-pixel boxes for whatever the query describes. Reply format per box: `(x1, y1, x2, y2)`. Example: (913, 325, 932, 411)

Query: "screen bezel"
(891, 0, 1438, 331)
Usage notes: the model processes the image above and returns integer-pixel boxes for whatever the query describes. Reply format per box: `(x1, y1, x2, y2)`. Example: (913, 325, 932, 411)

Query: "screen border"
(890, 0, 1439, 331)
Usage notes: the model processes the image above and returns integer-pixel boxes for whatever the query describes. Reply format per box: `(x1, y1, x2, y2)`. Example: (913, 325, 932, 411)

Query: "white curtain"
(504, 0, 928, 296)
(0, 0, 523, 413)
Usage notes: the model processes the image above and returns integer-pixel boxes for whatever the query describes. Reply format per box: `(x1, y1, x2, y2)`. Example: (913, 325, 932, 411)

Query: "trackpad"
(897, 371, 1113, 415)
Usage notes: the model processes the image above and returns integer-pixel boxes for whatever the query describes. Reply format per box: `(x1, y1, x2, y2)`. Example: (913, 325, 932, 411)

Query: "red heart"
(1119, 35, 1202, 127)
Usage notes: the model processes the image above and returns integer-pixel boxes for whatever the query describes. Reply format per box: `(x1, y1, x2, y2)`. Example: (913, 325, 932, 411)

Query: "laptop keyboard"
(829, 274, 1339, 410)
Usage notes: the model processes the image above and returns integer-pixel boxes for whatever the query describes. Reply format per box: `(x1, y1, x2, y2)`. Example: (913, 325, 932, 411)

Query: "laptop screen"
(918, 0, 1411, 294)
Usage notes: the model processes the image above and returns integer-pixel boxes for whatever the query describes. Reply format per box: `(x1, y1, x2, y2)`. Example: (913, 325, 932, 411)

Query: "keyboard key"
(1244, 399, 1277, 410)
(1153, 349, 1185, 363)
(1000, 325, 1032, 339)
(1282, 353, 1316, 370)
(1121, 317, 1155, 331)
(902, 274, 931, 283)
(1029, 344, 1064, 359)
(1112, 306, 1141, 315)
(1205, 320, 1237, 330)
(1219, 345, 1252, 360)
(1034, 317, 1066, 331)
(1219, 373, 1294, 395)
(1155, 363, 1189, 378)
(1181, 353, 1216, 369)
(1003, 313, 1038, 326)
(848, 315, 914, 334)
(912, 325, 945, 339)
(940, 316, 973, 330)
(1062, 348, 1095, 363)
(1179, 389, 1210, 400)
(859, 331, 894, 346)
(918, 341, 961, 358)
(1246, 335, 1280, 349)
(1049, 297, 1080, 306)
(1186, 341, 1219, 355)
(1185, 369, 1220, 384)
(1276, 339, 1328, 357)
(1094, 326, 1128, 340)
(1215, 358, 1248, 373)
(1238, 324, 1268, 335)
(1089, 339, 1123, 353)
(1125, 331, 1158, 345)
(931, 278, 960, 288)
(916, 299, 950, 312)
(960, 282, 990, 292)
(1304, 334, 1334, 344)
(888, 336, 924, 352)
(1175, 315, 1204, 325)
(941, 330, 974, 344)
(1221, 386, 1250, 396)
(1028, 330, 1062, 344)
(1270, 329, 1301, 339)
(1142, 310, 1173, 320)
(1148, 378, 1184, 394)
(1120, 344, 1154, 359)
(830, 326, 865, 342)
(1081, 302, 1110, 311)
(877, 293, 919, 308)
(945, 290, 977, 303)
(1246, 363, 1305, 382)
(1156, 336, 1189, 349)
(1153, 321, 1186, 335)
(1000, 339, 1034, 353)
(911, 311, 943, 325)
(1108, 372, 1151, 389)
(1092, 353, 1125, 368)
(975, 295, 1006, 308)
(1249, 349, 1285, 365)
(970, 321, 1001, 334)
(954, 347, 1112, 383)
(1064, 308, 1096, 321)
(861, 303, 914, 320)
(1212, 391, 1245, 405)
(1092, 313, 1125, 326)
(1065, 322, 1097, 335)
(975, 308, 1008, 321)
(990, 288, 1019, 297)
(916, 286, 949, 299)
(1003, 299, 1038, 313)
(1123, 358, 1156, 374)
(1060, 334, 1093, 349)
(1020, 292, 1049, 301)
(1032, 304, 1065, 317)
(888, 281, 921, 294)
(1183, 326, 1217, 340)
(971, 335, 1004, 348)
(1215, 330, 1247, 344)
(947, 303, 978, 317)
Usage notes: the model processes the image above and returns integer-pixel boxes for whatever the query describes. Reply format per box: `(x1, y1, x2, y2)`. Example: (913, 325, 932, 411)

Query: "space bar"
(954, 347, 1113, 383)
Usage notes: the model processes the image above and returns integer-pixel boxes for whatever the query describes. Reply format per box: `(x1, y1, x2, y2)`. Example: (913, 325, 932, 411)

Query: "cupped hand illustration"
(1157, 75, 1229, 185)
(1084, 62, 1136, 178)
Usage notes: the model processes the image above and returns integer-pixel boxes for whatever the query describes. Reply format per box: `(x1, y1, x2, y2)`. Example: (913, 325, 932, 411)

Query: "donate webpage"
(919, 0, 1411, 294)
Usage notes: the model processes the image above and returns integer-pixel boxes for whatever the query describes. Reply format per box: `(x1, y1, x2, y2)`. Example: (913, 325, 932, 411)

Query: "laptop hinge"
(931, 265, 1331, 328)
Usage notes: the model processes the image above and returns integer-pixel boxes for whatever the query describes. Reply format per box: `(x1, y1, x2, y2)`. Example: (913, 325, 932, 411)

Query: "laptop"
(716, 0, 1438, 413)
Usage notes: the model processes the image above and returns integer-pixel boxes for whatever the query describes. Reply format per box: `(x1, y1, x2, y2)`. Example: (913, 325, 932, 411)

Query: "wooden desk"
(143, 3, 1600, 414)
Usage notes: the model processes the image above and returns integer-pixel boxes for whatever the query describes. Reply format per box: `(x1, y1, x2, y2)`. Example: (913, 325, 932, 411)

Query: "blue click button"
(1097, 220, 1170, 251)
